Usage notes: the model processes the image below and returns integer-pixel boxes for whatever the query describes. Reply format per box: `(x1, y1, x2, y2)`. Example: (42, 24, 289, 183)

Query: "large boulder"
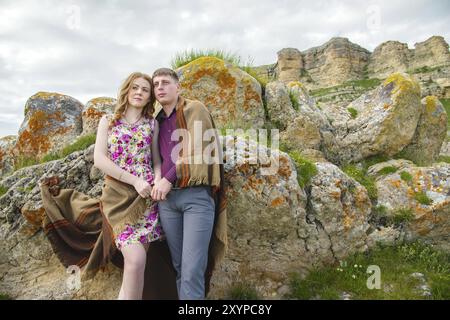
(14, 92, 84, 160)
(305, 162, 372, 261)
(81, 97, 116, 136)
(177, 57, 265, 129)
(325, 73, 422, 164)
(399, 96, 447, 165)
(265, 81, 298, 130)
(370, 161, 450, 251)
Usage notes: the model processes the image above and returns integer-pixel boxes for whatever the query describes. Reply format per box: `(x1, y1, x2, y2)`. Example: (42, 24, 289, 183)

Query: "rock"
(265, 81, 298, 130)
(366, 226, 403, 247)
(14, 92, 84, 160)
(280, 114, 321, 151)
(300, 37, 370, 87)
(325, 73, 422, 164)
(373, 161, 450, 251)
(81, 97, 116, 136)
(276, 48, 303, 83)
(410, 36, 450, 71)
(177, 57, 265, 129)
(400, 96, 447, 165)
(305, 162, 372, 261)
(368, 41, 410, 79)
(0, 135, 17, 178)
(367, 159, 415, 177)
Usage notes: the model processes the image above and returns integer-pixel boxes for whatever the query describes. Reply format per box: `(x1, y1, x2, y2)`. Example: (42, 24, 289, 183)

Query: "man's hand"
(133, 179, 153, 198)
(151, 177, 172, 201)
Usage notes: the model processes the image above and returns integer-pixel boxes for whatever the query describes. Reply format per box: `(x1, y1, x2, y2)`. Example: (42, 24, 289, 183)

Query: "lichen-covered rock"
(325, 73, 422, 164)
(399, 96, 447, 165)
(81, 97, 116, 136)
(280, 114, 321, 151)
(0, 135, 16, 178)
(177, 57, 265, 129)
(15, 92, 84, 160)
(265, 81, 298, 130)
(305, 162, 372, 261)
(279, 81, 335, 153)
(373, 161, 450, 251)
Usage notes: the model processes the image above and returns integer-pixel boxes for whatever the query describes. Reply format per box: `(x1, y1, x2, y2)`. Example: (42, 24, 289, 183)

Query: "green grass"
(225, 282, 260, 300)
(347, 107, 358, 119)
(288, 150, 318, 188)
(171, 49, 242, 69)
(342, 164, 377, 201)
(392, 208, 414, 225)
(289, 90, 300, 111)
(310, 78, 381, 97)
(414, 191, 433, 206)
(408, 65, 444, 74)
(0, 293, 12, 300)
(437, 155, 450, 164)
(400, 171, 413, 183)
(378, 166, 398, 175)
(286, 241, 450, 300)
(13, 134, 96, 171)
(0, 185, 9, 197)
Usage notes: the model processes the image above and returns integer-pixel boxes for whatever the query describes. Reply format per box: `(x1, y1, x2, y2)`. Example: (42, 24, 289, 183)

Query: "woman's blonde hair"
(109, 72, 155, 128)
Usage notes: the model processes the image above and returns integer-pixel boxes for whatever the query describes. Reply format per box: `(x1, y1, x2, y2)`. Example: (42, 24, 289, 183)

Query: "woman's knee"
(122, 245, 147, 271)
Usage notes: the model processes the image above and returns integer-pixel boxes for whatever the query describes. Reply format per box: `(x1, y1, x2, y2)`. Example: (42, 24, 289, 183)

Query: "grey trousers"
(158, 186, 215, 300)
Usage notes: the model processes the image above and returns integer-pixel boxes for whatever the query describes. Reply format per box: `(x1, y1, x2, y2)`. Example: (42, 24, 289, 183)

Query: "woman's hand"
(133, 179, 153, 198)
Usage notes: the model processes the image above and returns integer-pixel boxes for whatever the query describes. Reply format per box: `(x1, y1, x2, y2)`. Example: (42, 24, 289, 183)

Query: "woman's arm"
(151, 119, 162, 183)
(94, 115, 142, 188)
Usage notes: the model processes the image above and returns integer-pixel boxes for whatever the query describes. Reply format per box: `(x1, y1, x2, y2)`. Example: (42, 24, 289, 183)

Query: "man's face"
(153, 75, 180, 106)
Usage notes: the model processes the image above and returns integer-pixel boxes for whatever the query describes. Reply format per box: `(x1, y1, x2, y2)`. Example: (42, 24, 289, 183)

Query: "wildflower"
(352, 275, 356, 279)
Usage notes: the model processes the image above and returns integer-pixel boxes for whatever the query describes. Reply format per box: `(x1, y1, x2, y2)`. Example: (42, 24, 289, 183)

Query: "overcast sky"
(0, 0, 449, 137)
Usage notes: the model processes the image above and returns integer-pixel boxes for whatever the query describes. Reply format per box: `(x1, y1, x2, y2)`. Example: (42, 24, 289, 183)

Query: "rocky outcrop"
(369, 161, 450, 251)
(265, 81, 298, 130)
(276, 48, 303, 83)
(409, 36, 450, 71)
(302, 37, 370, 87)
(399, 96, 447, 165)
(324, 73, 422, 164)
(81, 97, 116, 136)
(177, 57, 265, 129)
(367, 41, 410, 79)
(14, 92, 84, 160)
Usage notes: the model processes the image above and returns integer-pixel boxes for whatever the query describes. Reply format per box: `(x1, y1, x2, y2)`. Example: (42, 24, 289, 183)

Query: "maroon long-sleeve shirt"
(157, 107, 177, 184)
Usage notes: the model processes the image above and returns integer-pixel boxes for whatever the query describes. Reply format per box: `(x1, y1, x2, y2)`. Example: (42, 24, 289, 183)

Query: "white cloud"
(0, 0, 449, 137)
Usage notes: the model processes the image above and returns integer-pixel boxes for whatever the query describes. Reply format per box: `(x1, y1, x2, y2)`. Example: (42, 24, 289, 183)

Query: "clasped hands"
(133, 177, 172, 201)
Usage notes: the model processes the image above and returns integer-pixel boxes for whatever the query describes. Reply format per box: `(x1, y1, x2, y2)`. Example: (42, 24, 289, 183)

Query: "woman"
(93, 72, 162, 299)
(40, 72, 177, 300)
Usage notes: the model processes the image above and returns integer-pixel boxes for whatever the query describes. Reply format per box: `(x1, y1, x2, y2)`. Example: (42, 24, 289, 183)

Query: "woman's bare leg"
(117, 243, 147, 300)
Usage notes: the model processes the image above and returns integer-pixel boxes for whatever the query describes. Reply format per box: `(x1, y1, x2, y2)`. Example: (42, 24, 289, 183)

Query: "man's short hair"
(152, 68, 179, 82)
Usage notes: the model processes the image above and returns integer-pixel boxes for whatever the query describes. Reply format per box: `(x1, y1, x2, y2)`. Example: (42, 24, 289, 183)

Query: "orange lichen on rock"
(270, 196, 285, 207)
(277, 157, 292, 178)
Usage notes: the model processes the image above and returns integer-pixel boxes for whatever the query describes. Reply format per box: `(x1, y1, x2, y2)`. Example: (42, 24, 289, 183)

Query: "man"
(151, 68, 227, 300)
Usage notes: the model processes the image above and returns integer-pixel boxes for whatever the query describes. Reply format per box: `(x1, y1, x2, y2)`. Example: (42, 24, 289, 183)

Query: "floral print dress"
(107, 115, 162, 250)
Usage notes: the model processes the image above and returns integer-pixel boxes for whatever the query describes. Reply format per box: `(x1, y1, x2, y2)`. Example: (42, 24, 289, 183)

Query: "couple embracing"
(40, 68, 227, 300)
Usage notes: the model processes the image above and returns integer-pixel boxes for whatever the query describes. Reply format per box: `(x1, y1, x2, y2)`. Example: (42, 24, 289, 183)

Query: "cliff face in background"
(259, 36, 450, 107)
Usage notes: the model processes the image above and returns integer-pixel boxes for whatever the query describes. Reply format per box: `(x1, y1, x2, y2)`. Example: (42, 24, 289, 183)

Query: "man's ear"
(176, 82, 181, 93)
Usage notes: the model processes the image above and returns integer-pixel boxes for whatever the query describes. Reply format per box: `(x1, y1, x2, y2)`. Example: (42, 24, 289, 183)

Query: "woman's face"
(127, 77, 151, 108)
